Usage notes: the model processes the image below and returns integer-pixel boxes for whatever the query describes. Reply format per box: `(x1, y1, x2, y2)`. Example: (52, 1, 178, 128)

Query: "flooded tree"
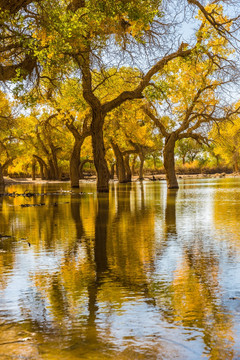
(143, 23, 240, 188)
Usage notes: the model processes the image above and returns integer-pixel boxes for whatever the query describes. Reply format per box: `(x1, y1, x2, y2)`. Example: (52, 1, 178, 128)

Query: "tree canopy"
(0, 0, 240, 188)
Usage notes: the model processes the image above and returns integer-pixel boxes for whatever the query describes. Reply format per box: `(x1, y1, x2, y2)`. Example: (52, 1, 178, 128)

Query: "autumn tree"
(175, 138, 202, 165)
(0, 0, 81, 80)
(49, 79, 92, 187)
(17, 110, 71, 180)
(8, 0, 203, 191)
(210, 115, 240, 172)
(1, 0, 240, 191)
(143, 7, 240, 188)
(0, 91, 16, 186)
(0, 1, 38, 81)
(105, 95, 159, 182)
(17, 69, 93, 186)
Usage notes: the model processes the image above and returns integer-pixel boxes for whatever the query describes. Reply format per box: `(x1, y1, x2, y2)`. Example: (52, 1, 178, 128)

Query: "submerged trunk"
(110, 163, 115, 179)
(163, 135, 179, 189)
(32, 158, 36, 180)
(34, 155, 48, 180)
(111, 141, 127, 183)
(91, 110, 110, 192)
(139, 154, 145, 180)
(47, 158, 57, 180)
(39, 162, 44, 179)
(131, 155, 137, 176)
(52, 152, 60, 180)
(124, 154, 132, 182)
(70, 140, 82, 187)
(0, 163, 4, 187)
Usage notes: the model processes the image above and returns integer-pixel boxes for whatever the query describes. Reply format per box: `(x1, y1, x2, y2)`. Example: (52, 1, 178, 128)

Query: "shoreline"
(2, 172, 240, 185)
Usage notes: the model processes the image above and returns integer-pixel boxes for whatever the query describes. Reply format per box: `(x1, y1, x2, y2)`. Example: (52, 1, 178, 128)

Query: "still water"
(0, 178, 240, 359)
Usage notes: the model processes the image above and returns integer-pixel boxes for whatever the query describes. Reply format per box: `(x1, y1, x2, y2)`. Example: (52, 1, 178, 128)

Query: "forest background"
(1, 0, 240, 191)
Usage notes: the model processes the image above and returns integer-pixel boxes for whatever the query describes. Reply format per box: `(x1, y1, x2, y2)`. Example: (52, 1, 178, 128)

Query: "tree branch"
(102, 47, 194, 114)
(142, 104, 169, 138)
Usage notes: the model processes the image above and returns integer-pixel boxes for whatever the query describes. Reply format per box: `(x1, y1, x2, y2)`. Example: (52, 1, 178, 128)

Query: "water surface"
(0, 178, 240, 359)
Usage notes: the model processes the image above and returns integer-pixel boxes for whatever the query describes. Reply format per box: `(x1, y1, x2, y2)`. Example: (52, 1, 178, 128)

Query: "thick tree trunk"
(139, 154, 145, 180)
(32, 158, 36, 180)
(131, 155, 137, 176)
(116, 163, 119, 179)
(79, 162, 84, 180)
(39, 163, 44, 179)
(124, 154, 132, 182)
(91, 111, 110, 192)
(110, 163, 115, 179)
(70, 140, 82, 187)
(163, 135, 179, 189)
(34, 155, 48, 180)
(0, 163, 4, 186)
(47, 158, 57, 180)
(111, 141, 127, 183)
(52, 152, 60, 180)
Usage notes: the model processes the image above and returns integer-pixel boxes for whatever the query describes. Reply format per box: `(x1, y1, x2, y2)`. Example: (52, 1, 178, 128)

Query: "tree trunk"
(131, 155, 137, 176)
(47, 158, 57, 180)
(70, 140, 82, 187)
(111, 141, 127, 183)
(163, 135, 179, 189)
(32, 158, 36, 180)
(79, 162, 84, 180)
(110, 163, 115, 179)
(52, 151, 60, 180)
(34, 155, 48, 180)
(139, 154, 145, 180)
(2, 158, 15, 175)
(91, 110, 110, 192)
(0, 163, 4, 187)
(124, 154, 132, 182)
(39, 162, 44, 179)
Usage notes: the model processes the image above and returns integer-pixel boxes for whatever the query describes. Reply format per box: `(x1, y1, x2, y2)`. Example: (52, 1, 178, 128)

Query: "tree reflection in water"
(0, 182, 238, 359)
(162, 189, 235, 359)
(165, 189, 177, 235)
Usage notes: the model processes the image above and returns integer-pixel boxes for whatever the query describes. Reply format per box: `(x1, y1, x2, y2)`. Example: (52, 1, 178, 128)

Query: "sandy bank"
(2, 172, 240, 185)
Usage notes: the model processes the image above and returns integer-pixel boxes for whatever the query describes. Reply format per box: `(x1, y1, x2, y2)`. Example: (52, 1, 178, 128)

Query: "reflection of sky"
(1, 179, 240, 358)
(152, 179, 240, 355)
(98, 299, 203, 359)
(1, 248, 62, 321)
